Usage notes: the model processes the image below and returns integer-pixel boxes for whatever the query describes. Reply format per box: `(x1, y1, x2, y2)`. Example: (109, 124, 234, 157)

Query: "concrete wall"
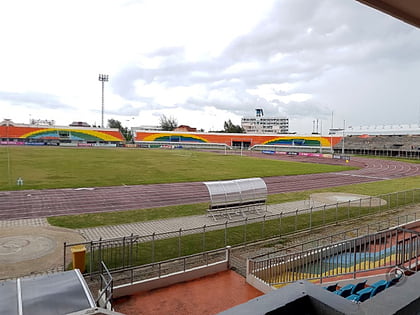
(113, 261, 229, 298)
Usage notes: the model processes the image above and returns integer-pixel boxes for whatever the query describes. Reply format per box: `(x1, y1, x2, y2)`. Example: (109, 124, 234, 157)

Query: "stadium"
(1, 115, 420, 315)
(1, 2, 420, 315)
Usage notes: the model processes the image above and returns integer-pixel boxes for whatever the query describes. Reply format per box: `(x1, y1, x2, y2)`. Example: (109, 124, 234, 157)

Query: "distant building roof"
(174, 125, 197, 132)
(344, 124, 420, 136)
(69, 121, 91, 127)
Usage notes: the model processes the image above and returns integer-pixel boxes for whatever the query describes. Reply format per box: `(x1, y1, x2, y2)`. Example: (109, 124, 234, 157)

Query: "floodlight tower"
(98, 74, 109, 128)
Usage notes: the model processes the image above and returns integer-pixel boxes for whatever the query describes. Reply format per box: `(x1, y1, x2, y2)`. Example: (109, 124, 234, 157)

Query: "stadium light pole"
(98, 74, 109, 128)
(342, 120, 346, 155)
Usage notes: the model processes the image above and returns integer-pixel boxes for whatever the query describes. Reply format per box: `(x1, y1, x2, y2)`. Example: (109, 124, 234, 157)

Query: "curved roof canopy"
(356, 0, 420, 28)
(204, 178, 267, 209)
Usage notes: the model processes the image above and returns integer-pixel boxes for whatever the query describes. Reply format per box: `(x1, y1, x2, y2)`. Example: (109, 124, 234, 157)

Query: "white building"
(241, 109, 289, 134)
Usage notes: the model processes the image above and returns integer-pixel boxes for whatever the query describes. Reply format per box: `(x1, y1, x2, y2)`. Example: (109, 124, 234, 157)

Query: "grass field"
(0, 146, 356, 190)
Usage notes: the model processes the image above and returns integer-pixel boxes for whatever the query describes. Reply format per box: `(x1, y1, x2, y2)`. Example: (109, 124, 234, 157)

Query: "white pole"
(342, 120, 346, 154)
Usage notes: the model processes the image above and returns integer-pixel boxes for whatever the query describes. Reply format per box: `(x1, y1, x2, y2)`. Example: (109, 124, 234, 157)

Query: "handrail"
(249, 222, 420, 286)
(96, 261, 113, 309)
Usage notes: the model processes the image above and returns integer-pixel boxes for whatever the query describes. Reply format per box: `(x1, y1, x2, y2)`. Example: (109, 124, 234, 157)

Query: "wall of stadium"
(0, 124, 124, 146)
(135, 130, 342, 148)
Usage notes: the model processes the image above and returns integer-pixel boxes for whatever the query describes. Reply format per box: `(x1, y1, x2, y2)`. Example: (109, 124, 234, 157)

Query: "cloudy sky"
(1, 0, 420, 134)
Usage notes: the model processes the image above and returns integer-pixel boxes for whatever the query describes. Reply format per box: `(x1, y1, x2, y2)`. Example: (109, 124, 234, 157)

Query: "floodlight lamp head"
(98, 74, 109, 81)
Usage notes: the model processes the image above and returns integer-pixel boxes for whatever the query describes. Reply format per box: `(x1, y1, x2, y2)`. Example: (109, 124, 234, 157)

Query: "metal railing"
(248, 224, 420, 286)
(251, 212, 420, 261)
(103, 247, 229, 287)
(63, 188, 420, 275)
(96, 261, 113, 309)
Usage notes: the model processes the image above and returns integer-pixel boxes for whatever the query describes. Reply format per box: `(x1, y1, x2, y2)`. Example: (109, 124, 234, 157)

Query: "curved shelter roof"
(204, 178, 267, 209)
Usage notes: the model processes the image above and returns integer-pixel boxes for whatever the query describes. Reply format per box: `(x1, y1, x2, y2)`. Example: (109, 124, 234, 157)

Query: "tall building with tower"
(241, 109, 289, 134)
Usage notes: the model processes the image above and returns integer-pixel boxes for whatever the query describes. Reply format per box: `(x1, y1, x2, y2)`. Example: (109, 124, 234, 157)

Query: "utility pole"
(98, 74, 109, 128)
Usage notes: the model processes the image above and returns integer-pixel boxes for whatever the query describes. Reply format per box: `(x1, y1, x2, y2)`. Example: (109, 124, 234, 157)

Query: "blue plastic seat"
(355, 287, 374, 302)
(370, 279, 387, 288)
(351, 280, 367, 295)
(334, 284, 354, 298)
(370, 280, 387, 296)
(323, 283, 338, 292)
(346, 294, 360, 302)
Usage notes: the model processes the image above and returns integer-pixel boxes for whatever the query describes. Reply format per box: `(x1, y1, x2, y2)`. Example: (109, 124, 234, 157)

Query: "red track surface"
(0, 156, 419, 221)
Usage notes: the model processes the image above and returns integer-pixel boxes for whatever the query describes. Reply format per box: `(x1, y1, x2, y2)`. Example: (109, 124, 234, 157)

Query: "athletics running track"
(0, 156, 419, 221)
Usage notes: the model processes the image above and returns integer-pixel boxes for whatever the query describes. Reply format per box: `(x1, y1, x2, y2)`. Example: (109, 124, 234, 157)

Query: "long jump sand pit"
(310, 192, 387, 207)
(0, 226, 84, 279)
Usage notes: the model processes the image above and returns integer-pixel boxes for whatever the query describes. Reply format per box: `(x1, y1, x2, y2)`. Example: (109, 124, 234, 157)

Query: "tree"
(159, 115, 178, 131)
(223, 119, 244, 133)
(108, 118, 133, 143)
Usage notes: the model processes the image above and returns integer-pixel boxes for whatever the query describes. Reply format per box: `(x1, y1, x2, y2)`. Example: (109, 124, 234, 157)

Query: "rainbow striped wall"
(0, 125, 124, 142)
(135, 131, 342, 147)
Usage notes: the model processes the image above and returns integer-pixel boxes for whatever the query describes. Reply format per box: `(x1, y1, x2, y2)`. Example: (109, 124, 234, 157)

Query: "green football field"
(0, 146, 357, 190)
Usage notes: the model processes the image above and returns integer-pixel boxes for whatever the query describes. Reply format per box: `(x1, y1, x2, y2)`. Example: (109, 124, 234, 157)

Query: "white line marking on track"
(332, 173, 390, 180)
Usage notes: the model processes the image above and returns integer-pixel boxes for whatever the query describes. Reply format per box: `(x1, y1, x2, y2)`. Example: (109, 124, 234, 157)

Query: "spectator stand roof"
(203, 178, 267, 220)
(0, 270, 96, 315)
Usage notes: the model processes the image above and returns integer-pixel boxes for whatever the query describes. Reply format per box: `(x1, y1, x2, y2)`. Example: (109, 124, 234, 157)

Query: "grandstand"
(134, 130, 341, 153)
(0, 119, 124, 146)
(334, 134, 420, 158)
(225, 219, 420, 314)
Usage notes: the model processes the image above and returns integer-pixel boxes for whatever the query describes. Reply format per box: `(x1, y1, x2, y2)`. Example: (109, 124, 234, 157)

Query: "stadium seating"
(332, 276, 402, 303)
(370, 280, 387, 296)
(346, 287, 374, 302)
(334, 284, 355, 298)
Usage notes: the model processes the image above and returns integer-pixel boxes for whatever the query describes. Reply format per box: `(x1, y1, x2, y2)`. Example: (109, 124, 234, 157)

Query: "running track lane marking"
(331, 173, 390, 180)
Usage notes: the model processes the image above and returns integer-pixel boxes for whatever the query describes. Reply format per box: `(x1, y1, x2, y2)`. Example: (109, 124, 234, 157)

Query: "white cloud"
(1, 0, 420, 133)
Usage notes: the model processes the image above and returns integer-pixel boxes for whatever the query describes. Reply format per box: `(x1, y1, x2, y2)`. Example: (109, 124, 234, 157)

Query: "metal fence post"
(122, 237, 126, 268)
(99, 238, 102, 269)
(388, 193, 391, 209)
(353, 238, 357, 279)
(295, 209, 298, 231)
(63, 242, 67, 271)
(129, 234, 133, 267)
(279, 212, 283, 236)
(262, 215, 266, 238)
(203, 225, 206, 252)
(347, 200, 350, 219)
(309, 207, 313, 230)
(226, 246, 232, 269)
(152, 232, 155, 263)
(335, 202, 338, 224)
(178, 228, 182, 257)
(244, 218, 248, 243)
(225, 221, 228, 246)
(90, 241, 94, 277)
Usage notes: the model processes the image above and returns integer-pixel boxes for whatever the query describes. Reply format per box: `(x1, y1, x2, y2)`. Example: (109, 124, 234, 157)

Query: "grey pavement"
(0, 217, 49, 228)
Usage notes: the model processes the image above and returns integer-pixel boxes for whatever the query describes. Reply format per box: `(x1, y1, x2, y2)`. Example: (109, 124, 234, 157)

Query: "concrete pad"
(310, 192, 387, 207)
(0, 226, 85, 279)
